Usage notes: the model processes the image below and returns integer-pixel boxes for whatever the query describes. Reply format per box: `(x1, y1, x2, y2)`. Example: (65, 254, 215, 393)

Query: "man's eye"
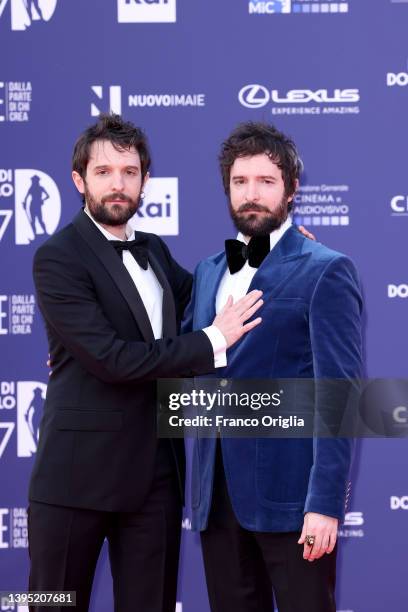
(97, 170, 108, 175)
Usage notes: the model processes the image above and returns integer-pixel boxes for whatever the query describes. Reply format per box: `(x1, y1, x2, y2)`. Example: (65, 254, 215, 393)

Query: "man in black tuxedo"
(28, 114, 263, 612)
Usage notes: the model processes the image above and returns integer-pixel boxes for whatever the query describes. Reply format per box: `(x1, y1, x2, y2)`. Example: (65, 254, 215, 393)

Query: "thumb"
(298, 521, 307, 544)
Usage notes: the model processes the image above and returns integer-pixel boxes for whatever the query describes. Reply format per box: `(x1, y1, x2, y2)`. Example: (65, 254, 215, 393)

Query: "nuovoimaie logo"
(90, 85, 205, 116)
(0, 0, 58, 31)
(0, 169, 61, 245)
(0, 381, 46, 459)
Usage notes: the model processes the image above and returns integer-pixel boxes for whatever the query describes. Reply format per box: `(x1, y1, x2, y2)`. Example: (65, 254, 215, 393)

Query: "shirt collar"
(84, 207, 135, 242)
(236, 216, 292, 252)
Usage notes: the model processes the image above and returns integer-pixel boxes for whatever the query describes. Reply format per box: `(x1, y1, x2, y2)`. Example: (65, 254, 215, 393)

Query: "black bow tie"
(225, 235, 270, 274)
(110, 237, 149, 270)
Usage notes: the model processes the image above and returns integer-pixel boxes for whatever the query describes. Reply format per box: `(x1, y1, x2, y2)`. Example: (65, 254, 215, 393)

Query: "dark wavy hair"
(219, 122, 303, 210)
(72, 113, 151, 179)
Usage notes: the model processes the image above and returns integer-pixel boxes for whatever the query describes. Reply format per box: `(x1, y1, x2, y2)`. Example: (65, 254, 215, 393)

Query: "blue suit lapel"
(195, 227, 310, 329)
(247, 225, 311, 297)
(195, 254, 227, 329)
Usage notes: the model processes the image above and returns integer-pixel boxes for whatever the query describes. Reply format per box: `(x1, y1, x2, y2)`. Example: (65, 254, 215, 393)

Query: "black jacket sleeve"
(33, 243, 214, 384)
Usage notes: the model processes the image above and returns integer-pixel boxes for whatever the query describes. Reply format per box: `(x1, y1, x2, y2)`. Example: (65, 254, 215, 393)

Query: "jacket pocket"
(256, 438, 311, 505)
(55, 409, 123, 432)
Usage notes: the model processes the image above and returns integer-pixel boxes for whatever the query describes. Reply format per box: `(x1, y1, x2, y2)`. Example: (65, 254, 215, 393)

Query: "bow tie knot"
(225, 235, 270, 274)
(110, 237, 149, 270)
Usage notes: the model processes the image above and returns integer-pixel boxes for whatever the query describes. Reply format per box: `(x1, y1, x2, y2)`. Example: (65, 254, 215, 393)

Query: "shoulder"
(33, 222, 76, 262)
(299, 234, 356, 272)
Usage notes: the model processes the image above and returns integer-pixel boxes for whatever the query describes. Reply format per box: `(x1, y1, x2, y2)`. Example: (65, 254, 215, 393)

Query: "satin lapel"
(72, 210, 155, 343)
(247, 226, 311, 296)
(148, 251, 177, 338)
(195, 254, 227, 328)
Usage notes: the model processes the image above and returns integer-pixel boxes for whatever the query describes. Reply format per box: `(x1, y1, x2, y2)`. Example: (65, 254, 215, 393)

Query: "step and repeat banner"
(1, 1, 407, 610)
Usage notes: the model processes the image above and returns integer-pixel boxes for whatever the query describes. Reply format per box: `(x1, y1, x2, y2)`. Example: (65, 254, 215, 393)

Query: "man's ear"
(142, 172, 150, 193)
(72, 171, 85, 195)
(288, 178, 299, 203)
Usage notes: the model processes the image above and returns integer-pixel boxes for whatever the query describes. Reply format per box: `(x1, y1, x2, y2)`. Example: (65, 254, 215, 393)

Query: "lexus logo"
(238, 84, 269, 108)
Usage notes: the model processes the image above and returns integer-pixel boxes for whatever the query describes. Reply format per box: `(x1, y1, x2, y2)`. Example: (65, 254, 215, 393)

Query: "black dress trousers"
(200, 442, 337, 612)
(28, 440, 181, 612)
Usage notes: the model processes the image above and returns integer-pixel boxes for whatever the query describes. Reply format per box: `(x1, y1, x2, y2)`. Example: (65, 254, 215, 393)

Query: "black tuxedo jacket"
(29, 210, 214, 512)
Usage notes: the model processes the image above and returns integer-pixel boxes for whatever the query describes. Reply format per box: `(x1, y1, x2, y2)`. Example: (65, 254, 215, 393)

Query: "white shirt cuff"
(202, 325, 227, 368)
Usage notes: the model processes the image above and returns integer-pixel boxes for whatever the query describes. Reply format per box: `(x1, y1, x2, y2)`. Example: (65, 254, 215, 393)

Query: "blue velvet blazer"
(183, 226, 363, 532)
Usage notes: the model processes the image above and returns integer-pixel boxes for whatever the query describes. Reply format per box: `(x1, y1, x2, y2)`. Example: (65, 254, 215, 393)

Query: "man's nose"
(244, 182, 260, 202)
(111, 172, 125, 191)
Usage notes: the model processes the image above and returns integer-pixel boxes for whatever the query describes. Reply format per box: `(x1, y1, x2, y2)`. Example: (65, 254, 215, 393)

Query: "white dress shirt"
(84, 209, 226, 366)
(216, 217, 292, 314)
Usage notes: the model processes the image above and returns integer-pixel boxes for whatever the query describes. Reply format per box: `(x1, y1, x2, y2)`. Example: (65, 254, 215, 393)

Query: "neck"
(85, 206, 127, 240)
(100, 223, 127, 240)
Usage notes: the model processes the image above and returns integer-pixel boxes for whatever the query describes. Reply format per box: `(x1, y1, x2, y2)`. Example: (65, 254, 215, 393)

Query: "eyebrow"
(231, 175, 277, 180)
(92, 164, 140, 171)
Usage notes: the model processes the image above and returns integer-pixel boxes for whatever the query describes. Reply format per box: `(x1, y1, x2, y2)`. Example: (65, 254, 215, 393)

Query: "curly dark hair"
(219, 122, 303, 208)
(72, 113, 151, 179)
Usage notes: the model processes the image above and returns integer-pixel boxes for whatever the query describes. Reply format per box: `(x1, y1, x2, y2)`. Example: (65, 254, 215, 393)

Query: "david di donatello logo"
(0, 507, 29, 551)
(0, 293, 36, 336)
(248, 0, 349, 15)
(0, 380, 46, 459)
(117, 0, 176, 23)
(0, 0, 58, 31)
(0, 168, 61, 245)
(0, 81, 32, 123)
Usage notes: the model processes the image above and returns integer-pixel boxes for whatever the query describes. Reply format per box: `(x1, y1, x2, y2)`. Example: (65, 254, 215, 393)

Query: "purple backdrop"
(1, 1, 407, 610)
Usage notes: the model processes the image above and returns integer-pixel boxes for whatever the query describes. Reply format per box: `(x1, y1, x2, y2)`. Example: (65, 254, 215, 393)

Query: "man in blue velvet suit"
(183, 122, 363, 612)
